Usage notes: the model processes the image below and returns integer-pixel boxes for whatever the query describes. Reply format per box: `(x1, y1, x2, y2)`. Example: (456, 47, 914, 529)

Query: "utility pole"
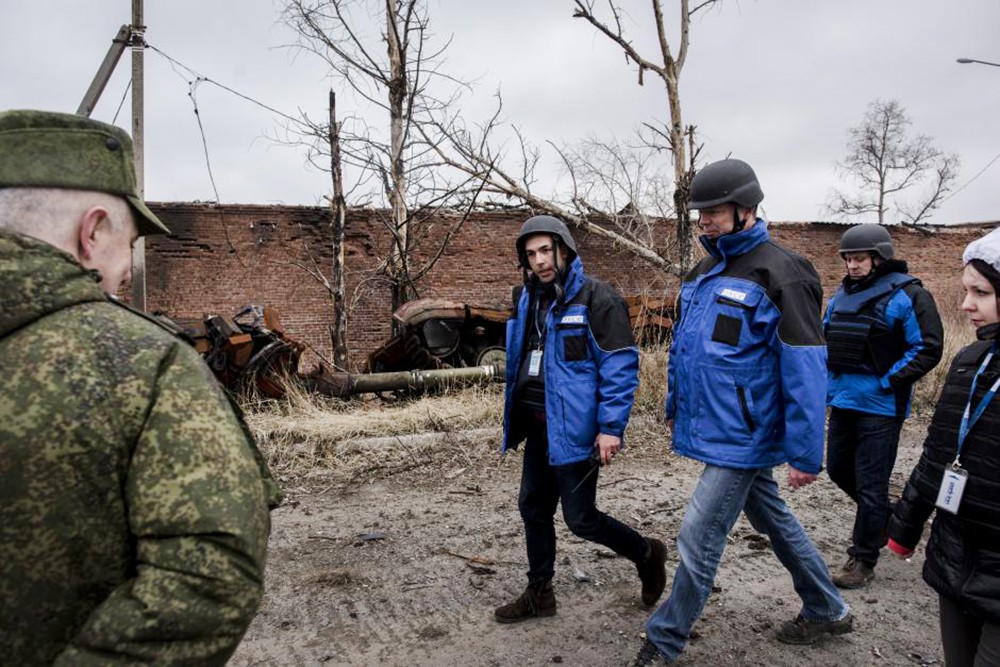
(77, 1, 148, 309)
(129, 0, 147, 310)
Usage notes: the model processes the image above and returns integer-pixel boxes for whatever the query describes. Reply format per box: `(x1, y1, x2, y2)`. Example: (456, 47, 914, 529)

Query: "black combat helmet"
(515, 215, 578, 269)
(839, 224, 895, 260)
(688, 158, 764, 210)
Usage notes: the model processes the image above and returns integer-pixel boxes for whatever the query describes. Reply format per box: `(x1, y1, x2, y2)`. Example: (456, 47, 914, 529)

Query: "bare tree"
(328, 91, 348, 370)
(557, 137, 674, 250)
(426, 1, 716, 275)
(422, 105, 676, 270)
(828, 99, 960, 225)
(282, 0, 484, 332)
(571, 0, 715, 273)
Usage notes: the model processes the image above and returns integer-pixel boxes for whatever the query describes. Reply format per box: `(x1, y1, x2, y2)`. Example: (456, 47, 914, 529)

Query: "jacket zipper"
(737, 386, 756, 432)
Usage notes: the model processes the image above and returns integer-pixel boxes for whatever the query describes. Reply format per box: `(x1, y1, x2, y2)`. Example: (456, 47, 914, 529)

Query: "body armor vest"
(826, 272, 919, 375)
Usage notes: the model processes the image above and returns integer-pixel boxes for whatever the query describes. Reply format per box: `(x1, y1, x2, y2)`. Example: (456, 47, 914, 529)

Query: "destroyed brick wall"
(146, 203, 996, 371)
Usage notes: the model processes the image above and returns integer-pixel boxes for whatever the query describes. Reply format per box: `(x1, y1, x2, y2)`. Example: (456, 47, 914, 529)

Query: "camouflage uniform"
(0, 230, 272, 664)
(0, 110, 275, 665)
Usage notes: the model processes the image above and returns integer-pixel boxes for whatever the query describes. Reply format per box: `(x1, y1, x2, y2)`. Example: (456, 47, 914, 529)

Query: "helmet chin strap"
(730, 207, 747, 234)
(551, 235, 565, 303)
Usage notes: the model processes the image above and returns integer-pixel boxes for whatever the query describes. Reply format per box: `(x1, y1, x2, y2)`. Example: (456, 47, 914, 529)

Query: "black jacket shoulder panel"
(730, 242, 824, 346)
(572, 277, 636, 351)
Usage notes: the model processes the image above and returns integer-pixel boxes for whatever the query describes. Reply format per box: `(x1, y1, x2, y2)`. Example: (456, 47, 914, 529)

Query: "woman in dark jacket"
(888, 227, 1000, 667)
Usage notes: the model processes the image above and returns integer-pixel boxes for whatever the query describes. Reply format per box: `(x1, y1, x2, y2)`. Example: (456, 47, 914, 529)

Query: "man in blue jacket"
(495, 215, 667, 623)
(824, 224, 943, 589)
(632, 159, 852, 666)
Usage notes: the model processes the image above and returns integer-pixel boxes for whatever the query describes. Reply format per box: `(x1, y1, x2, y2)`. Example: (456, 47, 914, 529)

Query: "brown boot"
(493, 581, 557, 623)
(636, 537, 668, 606)
(832, 557, 874, 589)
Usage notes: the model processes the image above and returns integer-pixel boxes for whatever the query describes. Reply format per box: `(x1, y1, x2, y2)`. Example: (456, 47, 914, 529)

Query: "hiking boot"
(493, 581, 556, 623)
(636, 537, 668, 606)
(630, 638, 670, 666)
(775, 612, 854, 645)
(832, 557, 875, 589)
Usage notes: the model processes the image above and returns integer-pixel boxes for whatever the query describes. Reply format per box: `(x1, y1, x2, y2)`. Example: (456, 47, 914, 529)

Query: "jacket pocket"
(556, 323, 590, 362)
(707, 286, 764, 350)
(696, 370, 757, 444)
(712, 314, 742, 346)
(563, 334, 588, 361)
(736, 385, 756, 432)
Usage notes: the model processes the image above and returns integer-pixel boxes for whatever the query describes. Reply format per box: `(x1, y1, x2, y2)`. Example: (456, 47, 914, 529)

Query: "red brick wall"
(145, 203, 996, 371)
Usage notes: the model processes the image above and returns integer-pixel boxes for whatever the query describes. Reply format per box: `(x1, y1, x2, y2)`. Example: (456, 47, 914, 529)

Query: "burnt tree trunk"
(386, 0, 410, 335)
(329, 90, 348, 370)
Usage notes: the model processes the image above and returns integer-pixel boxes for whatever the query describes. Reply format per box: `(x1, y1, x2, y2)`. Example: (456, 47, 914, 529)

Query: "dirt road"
(232, 419, 942, 667)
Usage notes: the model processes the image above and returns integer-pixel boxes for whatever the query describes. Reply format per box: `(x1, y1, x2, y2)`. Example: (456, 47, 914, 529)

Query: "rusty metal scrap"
(159, 304, 503, 400)
(162, 305, 303, 399)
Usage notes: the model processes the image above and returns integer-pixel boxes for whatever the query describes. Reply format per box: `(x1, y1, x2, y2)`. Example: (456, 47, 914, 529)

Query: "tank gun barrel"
(307, 363, 505, 398)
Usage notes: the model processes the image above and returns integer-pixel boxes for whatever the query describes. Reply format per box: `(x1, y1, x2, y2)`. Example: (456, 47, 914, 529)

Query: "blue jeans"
(646, 464, 848, 662)
(826, 407, 903, 567)
(518, 429, 648, 585)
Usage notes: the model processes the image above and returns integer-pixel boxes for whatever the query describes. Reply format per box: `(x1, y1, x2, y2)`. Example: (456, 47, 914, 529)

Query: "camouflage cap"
(0, 109, 169, 236)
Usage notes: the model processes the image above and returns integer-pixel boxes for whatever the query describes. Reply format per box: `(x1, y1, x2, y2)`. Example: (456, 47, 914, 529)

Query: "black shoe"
(630, 638, 669, 666)
(493, 581, 557, 624)
(775, 612, 854, 645)
(637, 537, 668, 606)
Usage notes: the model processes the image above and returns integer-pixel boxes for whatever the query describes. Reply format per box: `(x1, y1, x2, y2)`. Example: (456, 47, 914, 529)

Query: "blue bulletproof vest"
(825, 272, 919, 376)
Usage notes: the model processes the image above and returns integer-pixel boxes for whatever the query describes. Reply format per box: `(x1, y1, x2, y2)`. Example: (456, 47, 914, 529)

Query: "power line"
(943, 151, 1000, 202)
(188, 77, 221, 203)
(146, 43, 308, 129)
(145, 42, 319, 204)
(111, 79, 132, 125)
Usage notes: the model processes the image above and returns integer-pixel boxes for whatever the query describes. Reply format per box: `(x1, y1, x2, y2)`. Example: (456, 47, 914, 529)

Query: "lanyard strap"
(532, 293, 548, 349)
(957, 343, 1000, 463)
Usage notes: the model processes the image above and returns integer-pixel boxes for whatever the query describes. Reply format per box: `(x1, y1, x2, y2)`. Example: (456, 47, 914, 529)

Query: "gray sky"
(2, 0, 999, 224)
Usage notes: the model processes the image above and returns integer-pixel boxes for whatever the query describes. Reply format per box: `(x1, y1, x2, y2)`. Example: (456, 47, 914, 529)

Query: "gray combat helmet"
(839, 224, 894, 260)
(688, 158, 764, 210)
(516, 215, 578, 269)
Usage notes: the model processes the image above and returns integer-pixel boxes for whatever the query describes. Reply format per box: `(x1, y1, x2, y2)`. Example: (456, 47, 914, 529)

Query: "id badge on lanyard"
(939, 343, 1000, 514)
(528, 294, 547, 378)
(528, 349, 543, 377)
(935, 465, 968, 514)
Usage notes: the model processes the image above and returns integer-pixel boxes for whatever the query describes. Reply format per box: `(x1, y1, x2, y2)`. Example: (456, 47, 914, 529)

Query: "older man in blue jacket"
(632, 159, 852, 666)
(495, 215, 667, 624)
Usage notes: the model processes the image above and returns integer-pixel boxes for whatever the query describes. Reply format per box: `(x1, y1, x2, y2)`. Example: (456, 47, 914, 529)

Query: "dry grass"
(245, 380, 505, 487)
(633, 339, 669, 417)
(911, 287, 976, 416)
(243, 345, 674, 486)
(246, 294, 978, 488)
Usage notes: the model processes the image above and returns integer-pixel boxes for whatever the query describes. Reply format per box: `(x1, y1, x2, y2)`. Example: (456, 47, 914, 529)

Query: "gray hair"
(0, 187, 130, 252)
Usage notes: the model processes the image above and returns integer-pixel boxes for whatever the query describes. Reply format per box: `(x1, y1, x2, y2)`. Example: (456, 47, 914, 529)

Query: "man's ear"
(77, 205, 109, 262)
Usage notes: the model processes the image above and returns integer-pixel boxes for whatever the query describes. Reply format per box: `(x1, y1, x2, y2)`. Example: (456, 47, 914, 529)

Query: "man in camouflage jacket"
(0, 110, 275, 665)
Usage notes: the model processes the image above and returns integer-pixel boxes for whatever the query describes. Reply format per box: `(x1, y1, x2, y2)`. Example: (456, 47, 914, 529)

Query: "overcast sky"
(2, 0, 999, 225)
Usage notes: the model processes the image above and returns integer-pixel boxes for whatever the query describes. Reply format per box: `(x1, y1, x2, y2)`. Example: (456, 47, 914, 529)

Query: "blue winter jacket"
(502, 256, 639, 466)
(824, 260, 944, 418)
(665, 220, 828, 474)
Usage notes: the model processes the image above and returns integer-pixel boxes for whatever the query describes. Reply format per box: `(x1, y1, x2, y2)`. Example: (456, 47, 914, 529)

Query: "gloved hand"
(887, 538, 914, 559)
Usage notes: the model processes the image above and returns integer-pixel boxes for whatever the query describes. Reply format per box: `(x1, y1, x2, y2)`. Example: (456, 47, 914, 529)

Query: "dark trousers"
(518, 428, 647, 585)
(939, 594, 1000, 667)
(826, 407, 903, 567)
